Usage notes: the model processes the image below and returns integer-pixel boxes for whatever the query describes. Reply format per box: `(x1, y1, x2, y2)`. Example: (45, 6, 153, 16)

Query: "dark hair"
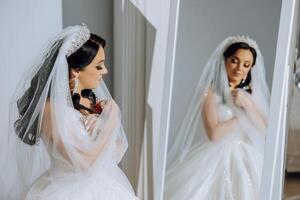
(15, 34, 106, 146)
(223, 42, 257, 93)
(67, 33, 106, 70)
(67, 33, 106, 114)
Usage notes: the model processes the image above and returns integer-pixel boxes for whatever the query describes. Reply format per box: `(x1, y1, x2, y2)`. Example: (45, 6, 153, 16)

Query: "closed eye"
(231, 58, 238, 64)
(96, 63, 105, 70)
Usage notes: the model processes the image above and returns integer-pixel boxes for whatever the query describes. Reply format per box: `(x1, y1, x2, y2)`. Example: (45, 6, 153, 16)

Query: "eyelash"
(231, 59, 250, 68)
(96, 64, 104, 70)
(231, 59, 238, 64)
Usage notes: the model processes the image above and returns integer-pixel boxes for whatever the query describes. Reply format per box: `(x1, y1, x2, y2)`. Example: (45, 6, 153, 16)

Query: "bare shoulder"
(203, 88, 215, 104)
(42, 100, 52, 125)
(202, 87, 218, 117)
(41, 99, 53, 139)
(43, 100, 52, 119)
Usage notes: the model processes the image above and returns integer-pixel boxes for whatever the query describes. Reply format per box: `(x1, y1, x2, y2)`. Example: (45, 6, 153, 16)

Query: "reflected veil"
(166, 35, 270, 176)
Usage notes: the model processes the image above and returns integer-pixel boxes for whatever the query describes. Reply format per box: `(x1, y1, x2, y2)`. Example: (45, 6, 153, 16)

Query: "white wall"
(168, 0, 282, 146)
(62, 0, 114, 92)
(0, 0, 62, 135)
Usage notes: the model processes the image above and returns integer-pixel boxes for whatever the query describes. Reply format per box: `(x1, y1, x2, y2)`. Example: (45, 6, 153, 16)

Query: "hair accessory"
(73, 78, 79, 94)
(226, 35, 258, 50)
(66, 23, 91, 57)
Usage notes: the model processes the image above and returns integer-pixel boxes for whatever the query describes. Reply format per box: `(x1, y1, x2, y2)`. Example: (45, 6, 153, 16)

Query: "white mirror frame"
(156, 0, 181, 199)
(260, 0, 299, 199)
(114, 0, 181, 199)
(158, 1, 300, 200)
(123, 1, 300, 199)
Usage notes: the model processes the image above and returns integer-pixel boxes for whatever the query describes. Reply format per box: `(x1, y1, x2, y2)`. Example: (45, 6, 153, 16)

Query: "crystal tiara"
(66, 23, 91, 57)
(227, 35, 258, 50)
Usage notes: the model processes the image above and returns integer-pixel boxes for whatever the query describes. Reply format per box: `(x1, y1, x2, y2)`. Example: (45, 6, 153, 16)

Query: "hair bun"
(81, 89, 96, 104)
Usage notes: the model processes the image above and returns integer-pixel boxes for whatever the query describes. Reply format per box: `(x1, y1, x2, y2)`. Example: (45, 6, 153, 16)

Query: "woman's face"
(225, 48, 253, 86)
(77, 46, 108, 90)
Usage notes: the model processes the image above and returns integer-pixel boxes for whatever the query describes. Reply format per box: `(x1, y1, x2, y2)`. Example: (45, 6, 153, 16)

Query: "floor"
(284, 172, 300, 200)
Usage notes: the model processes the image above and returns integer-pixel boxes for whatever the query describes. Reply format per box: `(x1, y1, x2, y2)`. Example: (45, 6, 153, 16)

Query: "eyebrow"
(97, 59, 105, 64)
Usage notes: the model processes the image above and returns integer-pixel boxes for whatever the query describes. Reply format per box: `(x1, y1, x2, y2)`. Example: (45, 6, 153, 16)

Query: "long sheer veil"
(166, 36, 270, 172)
(0, 25, 128, 199)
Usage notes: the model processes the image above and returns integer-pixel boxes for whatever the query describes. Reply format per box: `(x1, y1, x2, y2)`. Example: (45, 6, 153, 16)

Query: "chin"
(232, 77, 241, 83)
(91, 85, 98, 89)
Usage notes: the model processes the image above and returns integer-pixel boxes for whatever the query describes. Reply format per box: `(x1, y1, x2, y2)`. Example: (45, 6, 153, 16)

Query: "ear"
(70, 68, 80, 79)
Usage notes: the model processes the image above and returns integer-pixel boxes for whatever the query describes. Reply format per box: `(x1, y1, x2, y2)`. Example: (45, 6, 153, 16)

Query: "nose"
(236, 63, 243, 71)
(102, 65, 108, 74)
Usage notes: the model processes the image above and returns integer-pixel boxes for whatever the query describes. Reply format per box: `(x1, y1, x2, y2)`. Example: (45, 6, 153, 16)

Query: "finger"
(85, 117, 97, 129)
(84, 114, 93, 121)
(84, 115, 95, 128)
(234, 90, 241, 98)
(232, 95, 238, 104)
(231, 92, 236, 99)
(87, 119, 98, 133)
(231, 90, 237, 96)
(88, 122, 98, 134)
(85, 115, 99, 132)
(85, 114, 98, 124)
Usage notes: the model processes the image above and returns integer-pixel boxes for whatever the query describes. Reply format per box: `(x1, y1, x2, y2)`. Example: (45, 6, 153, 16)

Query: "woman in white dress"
(0, 24, 139, 200)
(165, 36, 270, 200)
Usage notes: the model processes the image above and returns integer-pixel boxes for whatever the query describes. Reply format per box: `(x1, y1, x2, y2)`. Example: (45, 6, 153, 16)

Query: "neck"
(76, 84, 84, 96)
(229, 81, 239, 90)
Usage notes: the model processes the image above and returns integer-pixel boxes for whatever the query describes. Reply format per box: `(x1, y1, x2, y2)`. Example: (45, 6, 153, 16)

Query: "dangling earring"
(241, 77, 246, 84)
(92, 89, 98, 103)
(73, 78, 79, 94)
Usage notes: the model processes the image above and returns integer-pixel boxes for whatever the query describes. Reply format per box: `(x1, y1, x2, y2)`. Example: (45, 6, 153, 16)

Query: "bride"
(165, 36, 270, 200)
(0, 24, 139, 200)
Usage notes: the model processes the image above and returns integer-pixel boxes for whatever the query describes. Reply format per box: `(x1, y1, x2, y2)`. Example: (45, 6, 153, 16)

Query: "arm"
(75, 100, 118, 166)
(232, 89, 267, 131)
(42, 100, 118, 168)
(201, 89, 238, 142)
(84, 101, 126, 164)
(42, 101, 72, 162)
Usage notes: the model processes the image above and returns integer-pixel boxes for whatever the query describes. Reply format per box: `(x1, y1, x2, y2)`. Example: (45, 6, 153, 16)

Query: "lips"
(233, 72, 243, 76)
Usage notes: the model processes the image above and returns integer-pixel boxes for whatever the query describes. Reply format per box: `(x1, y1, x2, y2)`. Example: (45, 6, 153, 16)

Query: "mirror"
(161, 0, 283, 199)
(0, 0, 186, 199)
(283, 3, 300, 199)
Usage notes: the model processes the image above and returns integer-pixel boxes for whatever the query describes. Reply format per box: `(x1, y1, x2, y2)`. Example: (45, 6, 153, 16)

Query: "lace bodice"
(214, 93, 235, 122)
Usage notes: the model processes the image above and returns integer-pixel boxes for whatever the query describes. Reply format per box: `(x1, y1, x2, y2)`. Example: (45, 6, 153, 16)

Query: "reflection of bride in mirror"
(165, 36, 270, 200)
(0, 24, 138, 200)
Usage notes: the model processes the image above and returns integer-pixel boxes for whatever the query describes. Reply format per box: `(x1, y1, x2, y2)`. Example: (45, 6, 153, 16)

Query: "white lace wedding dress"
(165, 93, 263, 200)
(0, 25, 139, 200)
(25, 100, 138, 200)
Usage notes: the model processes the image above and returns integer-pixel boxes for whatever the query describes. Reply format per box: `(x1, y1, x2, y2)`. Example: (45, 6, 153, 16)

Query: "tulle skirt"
(165, 132, 263, 200)
(25, 164, 138, 200)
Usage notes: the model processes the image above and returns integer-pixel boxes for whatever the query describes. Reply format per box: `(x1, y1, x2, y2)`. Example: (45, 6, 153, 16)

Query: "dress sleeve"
(41, 99, 125, 170)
